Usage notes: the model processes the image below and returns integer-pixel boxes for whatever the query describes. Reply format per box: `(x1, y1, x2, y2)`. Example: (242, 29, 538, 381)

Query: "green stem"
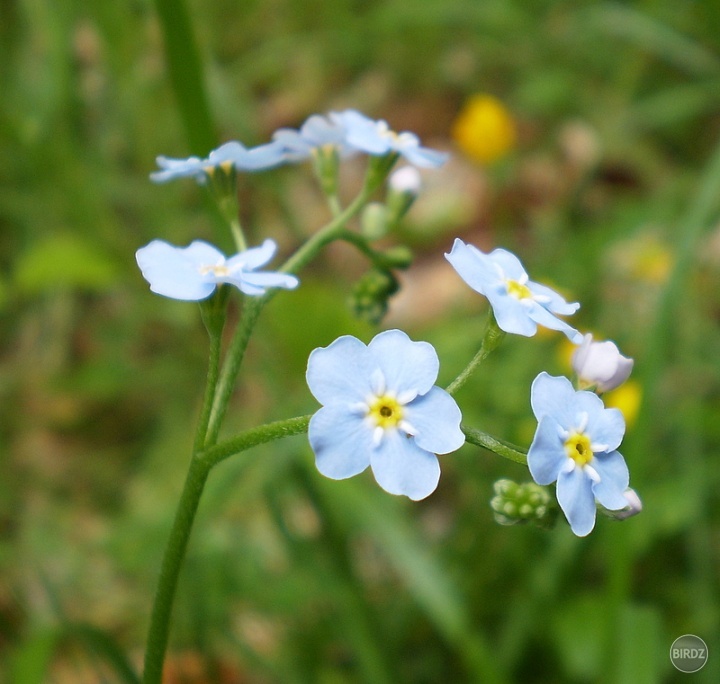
(445, 312, 506, 396)
(201, 415, 311, 469)
(193, 323, 223, 453)
(142, 415, 310, 683)
(229, 216, 247, 252)
(327, 193, 343, 218)
(142, 456, 211, 684)
(205, 177, 384, 445)
(462, 425, 527, 465)
(338, 229, 397, 270)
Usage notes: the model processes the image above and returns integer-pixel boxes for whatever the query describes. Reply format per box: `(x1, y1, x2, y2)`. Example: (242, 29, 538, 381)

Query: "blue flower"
(331, 110, 449, 168)
(306, 330, 464, 500)
(445, 238, 583, 343)
(527, 372, 630, 536)
(136, 239, 299, 300)
(150, 141, 286, 184)
(272, 113, 357, 162)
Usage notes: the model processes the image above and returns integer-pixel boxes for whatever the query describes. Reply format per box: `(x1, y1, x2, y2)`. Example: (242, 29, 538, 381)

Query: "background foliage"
(2, 0, 719, 682)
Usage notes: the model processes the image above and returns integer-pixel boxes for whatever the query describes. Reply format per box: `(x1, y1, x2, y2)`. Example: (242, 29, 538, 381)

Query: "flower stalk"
(446, 312, 506, 396)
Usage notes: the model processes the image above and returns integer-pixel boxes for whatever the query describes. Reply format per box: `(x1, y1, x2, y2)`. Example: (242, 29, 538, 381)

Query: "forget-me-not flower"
(445, 238, 583, 343)
(136, 239, 299, 300)
(527, 372, 630, 536)
(306, 329, 464, 500)
(150, 141, 286, 184)
(332, 109, 449, 168)
(272, 113, 356, 162)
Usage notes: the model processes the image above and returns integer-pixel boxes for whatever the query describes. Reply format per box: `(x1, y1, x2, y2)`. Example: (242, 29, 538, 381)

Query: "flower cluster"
(139, 107, 640, 538)
(150, 109, 447, 185)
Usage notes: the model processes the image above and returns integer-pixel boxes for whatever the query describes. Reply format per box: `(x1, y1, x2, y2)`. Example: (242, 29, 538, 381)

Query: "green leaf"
(153, 0, 216, 154)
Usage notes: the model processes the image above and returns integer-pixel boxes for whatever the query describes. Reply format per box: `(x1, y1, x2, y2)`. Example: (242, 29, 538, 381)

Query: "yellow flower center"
(507, 279, 532, 300)
(199, 263, 231, 277)
(564, 432, 594, 466)
(367, 395, 404, 429)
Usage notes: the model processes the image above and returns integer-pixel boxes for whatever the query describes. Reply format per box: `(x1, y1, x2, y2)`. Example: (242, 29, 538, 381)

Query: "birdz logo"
(670, 635, 708, 673)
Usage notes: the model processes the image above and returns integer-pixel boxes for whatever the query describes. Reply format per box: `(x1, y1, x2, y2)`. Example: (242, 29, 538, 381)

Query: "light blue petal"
(346, 127, 390, 155)
(527, 416, 567, 485)
(301, 114, 346, 146)
(528, 281, 580, 315)
(135, 240, 219, 300)
(556, 466, 596, 536)
(591, 450, 630, 509)
(272, 128, 313, 160)
(445, 239, 498, 296)
(399, 145, 448, 168)
(208, 141, 248, 163)
(369, 430, 441, 500)
(530, 372, 576, 424)
(237, 141, 287, 170)
(487, 248, 527, 281)
(527, 303, 582, 343)
(306, 335, 374, 405)
(226, 239, 277, 271)
(586, 406, 625, 453)
(405, 387, 464, 454)
(309, 405, 372, 480)
(231, 271, 299, 295)
(487, 295, 538, 336)
(181, 240, 227, 264)
(336, 110, 392, 155)
(368, 329, 439, 396)
(150, 156, 205, 183)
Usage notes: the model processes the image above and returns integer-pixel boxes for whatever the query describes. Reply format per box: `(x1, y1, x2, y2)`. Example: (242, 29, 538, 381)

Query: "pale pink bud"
(572, 333, 633, 393)
(611, 488, 643, 520)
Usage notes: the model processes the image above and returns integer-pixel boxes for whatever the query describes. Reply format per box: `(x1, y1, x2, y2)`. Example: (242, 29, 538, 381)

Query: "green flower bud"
(380, 245, 413, 270)
(348, 269, 399, 324)
(490, 479, 556, 528)
(360, 202, 390, 241)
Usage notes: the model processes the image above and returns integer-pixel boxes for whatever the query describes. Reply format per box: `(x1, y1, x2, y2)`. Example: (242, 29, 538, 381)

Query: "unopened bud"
(348, 269, 399, 324)
(572, 333, 634, 393)
(490, 479, 555, 527)
(380, 245, 413, 270)
(360, 202, 390, 240)
(387, 167, 422, 224)
(389, 166, 422, 195)
(601, 488, 643, 521)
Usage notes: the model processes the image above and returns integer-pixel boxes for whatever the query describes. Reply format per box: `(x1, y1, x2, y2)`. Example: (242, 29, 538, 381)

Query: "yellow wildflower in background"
(452, 94, 516, 164)
(604, 380, 642, 428)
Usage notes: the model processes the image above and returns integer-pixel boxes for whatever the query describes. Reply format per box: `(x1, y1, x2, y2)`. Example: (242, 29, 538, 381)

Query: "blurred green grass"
(2, 0, 720, 682)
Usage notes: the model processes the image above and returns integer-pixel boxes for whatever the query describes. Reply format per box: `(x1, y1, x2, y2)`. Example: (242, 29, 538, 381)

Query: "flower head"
(150, 141, 286, 184)
(331, 109, 449, 168)
(527, 372, 631, 536)
(572, 333, 633, 393)
(306, 330, 464, 500)
(452, 94, 516, 165)
(272, 113, 357, 162)
(136, 239, 299, 300)
(445, 238, 582, 343)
